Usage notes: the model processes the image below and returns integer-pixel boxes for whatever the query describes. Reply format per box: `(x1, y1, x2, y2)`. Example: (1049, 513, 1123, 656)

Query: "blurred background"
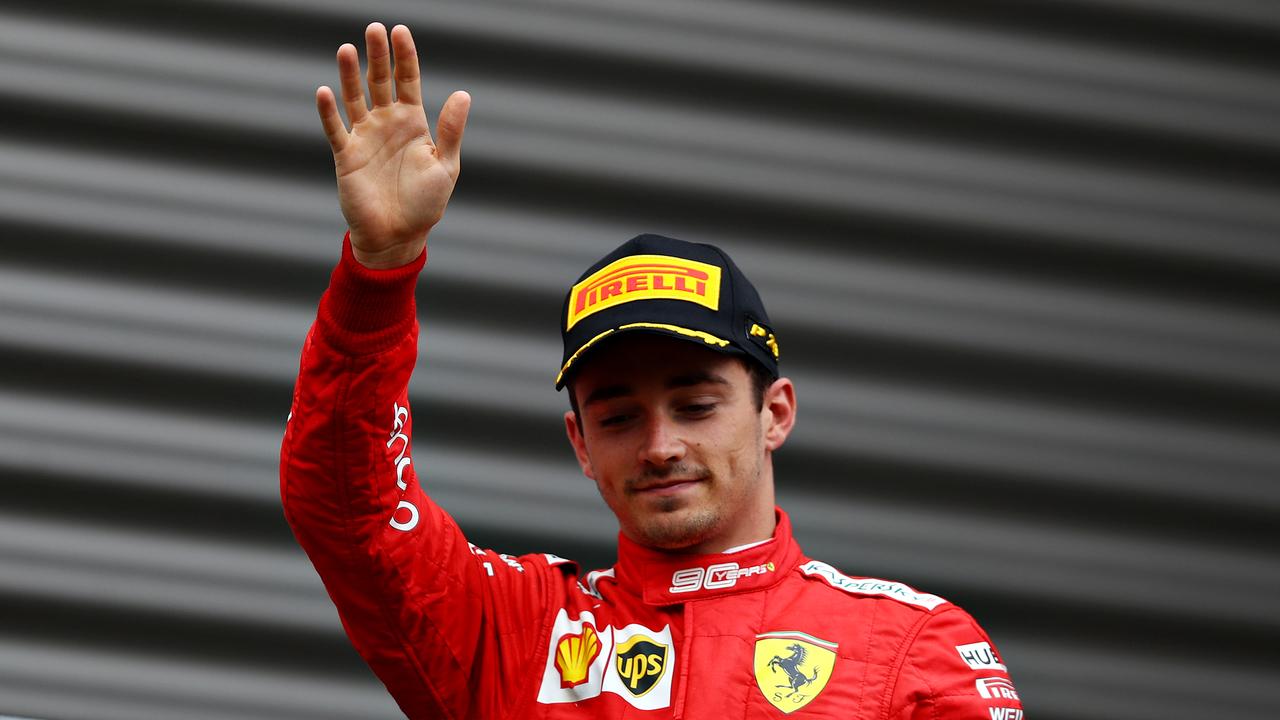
(0, 0, 1278, 718)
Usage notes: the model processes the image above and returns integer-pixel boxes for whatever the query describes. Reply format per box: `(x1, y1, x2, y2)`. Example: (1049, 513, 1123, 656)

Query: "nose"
(638, 414, 686, 468)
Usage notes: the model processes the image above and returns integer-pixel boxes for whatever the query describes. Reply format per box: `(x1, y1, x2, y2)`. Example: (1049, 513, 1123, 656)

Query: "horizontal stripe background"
(0, 1, 1277, 718)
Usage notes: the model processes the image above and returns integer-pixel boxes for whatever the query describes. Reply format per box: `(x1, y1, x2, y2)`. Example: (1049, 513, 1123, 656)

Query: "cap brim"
(555, 322, 743, 390)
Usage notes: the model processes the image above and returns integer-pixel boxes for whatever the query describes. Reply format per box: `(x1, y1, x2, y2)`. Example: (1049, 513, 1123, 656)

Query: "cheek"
(708, 423, 761, 477)
(734, 414, 766, 451)
(585, 445, 628, 494)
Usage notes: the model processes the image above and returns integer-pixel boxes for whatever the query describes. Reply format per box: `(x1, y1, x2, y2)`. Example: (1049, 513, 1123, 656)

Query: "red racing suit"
(281, 237, 1025, 720)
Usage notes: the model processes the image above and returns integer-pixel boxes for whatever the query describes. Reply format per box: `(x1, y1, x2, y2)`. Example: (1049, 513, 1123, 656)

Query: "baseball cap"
(555, 233, 780, 390)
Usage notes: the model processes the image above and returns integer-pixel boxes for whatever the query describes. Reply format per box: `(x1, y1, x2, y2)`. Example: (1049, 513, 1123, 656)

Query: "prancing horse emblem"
(753, 631, 837, 713)
(768, 643, 820, 695)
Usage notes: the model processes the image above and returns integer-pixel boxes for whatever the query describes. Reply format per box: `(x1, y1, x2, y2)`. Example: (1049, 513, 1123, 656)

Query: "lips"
(634, 478, 703, 493)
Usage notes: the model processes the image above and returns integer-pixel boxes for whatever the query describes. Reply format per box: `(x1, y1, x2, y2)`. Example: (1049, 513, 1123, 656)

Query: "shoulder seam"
(507, 558, 565, 720)
(879, 609, 935, 720)
(880, 605, 974, 720)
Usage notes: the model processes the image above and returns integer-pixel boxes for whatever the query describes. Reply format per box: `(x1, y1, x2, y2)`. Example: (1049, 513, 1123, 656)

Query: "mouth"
(632, 477, 706, 495)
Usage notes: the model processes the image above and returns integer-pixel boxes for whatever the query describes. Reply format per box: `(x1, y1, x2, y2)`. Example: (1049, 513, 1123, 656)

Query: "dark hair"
(568, 357, 773, 430)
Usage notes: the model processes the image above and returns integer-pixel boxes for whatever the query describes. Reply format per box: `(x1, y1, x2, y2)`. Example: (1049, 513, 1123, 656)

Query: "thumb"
(435, 90, 471, 169)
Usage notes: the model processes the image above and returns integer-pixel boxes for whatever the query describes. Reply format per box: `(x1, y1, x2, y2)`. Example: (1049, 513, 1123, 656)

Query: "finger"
(315, 86, 348, 153)
(435, 90, 472, 168)
(390, 24, 422, 107)
(365, 22, 394, 107)
(336, 43, 367, 124)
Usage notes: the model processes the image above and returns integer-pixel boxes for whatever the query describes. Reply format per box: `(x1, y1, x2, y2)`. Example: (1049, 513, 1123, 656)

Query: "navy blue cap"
(556, 233, 779, 390)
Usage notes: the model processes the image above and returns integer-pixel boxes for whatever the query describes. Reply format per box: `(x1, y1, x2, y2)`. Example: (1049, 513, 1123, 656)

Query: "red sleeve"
(888, 606, 1024, 720)
(280, 234, 567, 720)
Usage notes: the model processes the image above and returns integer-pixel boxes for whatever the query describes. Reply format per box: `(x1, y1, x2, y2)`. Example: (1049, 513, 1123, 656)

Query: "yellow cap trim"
(556, 323, 730, 386)
(618, 322, 730, 347)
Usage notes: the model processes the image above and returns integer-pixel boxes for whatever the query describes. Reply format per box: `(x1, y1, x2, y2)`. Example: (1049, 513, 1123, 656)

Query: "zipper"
(672, 602, 693, 718)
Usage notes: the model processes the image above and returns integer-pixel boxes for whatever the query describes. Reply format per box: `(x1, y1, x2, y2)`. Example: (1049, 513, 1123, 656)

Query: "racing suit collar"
(615, 508, 804, 605)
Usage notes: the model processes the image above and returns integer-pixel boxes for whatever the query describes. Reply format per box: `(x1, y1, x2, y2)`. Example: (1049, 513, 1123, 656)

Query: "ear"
(761, 377, 797, 451)
(564, 410, 596, 480)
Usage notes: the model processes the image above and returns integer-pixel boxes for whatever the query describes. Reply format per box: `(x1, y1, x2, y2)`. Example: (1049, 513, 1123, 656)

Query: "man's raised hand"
(316, 23, 471, 269)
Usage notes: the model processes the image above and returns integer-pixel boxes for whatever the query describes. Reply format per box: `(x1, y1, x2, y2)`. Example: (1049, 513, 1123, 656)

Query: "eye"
(680, 403, 717, 417)
(596, 410, 637, 428)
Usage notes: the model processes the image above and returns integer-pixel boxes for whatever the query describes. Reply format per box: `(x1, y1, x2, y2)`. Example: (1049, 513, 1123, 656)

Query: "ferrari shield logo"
(754, 631, 837, 713)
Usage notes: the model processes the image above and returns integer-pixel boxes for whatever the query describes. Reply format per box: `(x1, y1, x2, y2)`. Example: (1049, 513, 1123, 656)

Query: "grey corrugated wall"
(1, 1, 1277, 718)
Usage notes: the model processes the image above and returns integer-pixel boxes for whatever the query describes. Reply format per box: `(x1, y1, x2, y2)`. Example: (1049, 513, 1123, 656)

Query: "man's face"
(564, 334, 795, 554)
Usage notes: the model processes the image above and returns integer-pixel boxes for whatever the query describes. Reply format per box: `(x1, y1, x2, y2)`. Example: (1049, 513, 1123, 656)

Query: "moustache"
(625, 463, 712, 492)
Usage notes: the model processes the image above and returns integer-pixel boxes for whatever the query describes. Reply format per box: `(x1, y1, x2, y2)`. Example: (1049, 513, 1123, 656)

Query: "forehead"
(570, 333, 746, 397)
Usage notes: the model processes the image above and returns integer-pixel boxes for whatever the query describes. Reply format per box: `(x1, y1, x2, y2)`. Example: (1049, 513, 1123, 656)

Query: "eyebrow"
(582, 372, 730, 408)
(583, 384, 632, 408)
(666, 371, 730, 390)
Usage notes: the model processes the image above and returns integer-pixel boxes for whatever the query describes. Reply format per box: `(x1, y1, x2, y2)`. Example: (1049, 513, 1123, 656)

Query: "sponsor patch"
(554, 623, 602, 688)
(754, 631, 837, 714)
(565, 254, 721, 330)
(605, 624, 674, 708)
(799, 560, 947, 610)
(537, 610, 673, 710)
(956, 642, 1007, 672)
(613, 635, 667, 697)
(976, 676, 1020, 701)
(386, 402, 419, 532)
(538, 610, 612, 703)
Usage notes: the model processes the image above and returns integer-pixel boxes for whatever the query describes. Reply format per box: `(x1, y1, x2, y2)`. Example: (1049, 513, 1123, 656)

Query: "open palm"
(316, 23, 471, 269)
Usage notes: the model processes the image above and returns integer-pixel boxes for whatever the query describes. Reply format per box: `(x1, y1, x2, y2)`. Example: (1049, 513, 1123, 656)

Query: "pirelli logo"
(566, 255, 721, 330)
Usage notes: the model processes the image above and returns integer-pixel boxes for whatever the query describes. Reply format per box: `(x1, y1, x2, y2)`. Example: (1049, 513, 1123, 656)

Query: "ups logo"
(614, 634, 668, 697)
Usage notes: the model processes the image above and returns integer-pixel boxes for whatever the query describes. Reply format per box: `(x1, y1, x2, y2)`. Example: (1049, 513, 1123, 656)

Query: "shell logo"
(554, 623, 602, 688)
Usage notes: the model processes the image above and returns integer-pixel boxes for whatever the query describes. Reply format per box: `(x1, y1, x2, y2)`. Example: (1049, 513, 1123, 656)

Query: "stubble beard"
(622, 461, 721, 545)
(636, 503, 719, 550)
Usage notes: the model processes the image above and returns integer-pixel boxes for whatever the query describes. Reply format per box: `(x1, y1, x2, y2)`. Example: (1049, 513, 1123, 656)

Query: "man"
(282, 22, 1024, 720)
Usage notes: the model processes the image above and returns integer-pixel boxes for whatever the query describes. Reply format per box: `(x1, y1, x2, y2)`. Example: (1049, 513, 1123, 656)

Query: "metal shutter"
(0, 1, 1276, 718)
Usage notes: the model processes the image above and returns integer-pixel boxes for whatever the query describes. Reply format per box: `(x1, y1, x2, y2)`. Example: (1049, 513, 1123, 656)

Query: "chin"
(632, 506, 720, 551)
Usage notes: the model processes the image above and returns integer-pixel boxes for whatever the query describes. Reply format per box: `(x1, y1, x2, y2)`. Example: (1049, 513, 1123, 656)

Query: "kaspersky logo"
(554, 624, 602, 688)
(566, 254, 721, 330)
